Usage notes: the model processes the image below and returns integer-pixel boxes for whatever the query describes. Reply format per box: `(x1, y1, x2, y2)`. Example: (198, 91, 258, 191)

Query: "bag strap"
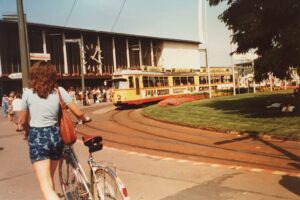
(55, 88, 66, 110)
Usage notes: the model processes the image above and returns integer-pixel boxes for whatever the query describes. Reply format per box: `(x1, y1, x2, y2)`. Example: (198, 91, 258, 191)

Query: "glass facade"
(0, 22, 162, 77)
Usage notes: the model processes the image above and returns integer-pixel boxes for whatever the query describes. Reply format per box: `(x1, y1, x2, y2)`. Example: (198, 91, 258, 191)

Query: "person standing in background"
(7, 91, 15, 121)
(1, 94, 8, 117)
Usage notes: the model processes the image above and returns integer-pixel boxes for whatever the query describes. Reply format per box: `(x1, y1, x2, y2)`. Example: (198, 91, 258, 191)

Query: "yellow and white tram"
(110, 67, 234, 106)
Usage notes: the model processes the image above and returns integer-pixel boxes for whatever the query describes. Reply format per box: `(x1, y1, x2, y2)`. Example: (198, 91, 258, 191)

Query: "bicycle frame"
(87, 152, 118, 200)
(60, 136, 129, 200)
(61, 145, 121, 200)
(61, 145, 94, 199)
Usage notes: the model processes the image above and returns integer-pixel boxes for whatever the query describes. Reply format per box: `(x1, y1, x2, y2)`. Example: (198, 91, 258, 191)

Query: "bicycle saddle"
(82, 136, 103, 153)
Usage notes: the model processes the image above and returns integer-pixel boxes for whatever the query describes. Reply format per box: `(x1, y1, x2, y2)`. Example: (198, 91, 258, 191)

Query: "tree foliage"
(208, 0, 300, 81)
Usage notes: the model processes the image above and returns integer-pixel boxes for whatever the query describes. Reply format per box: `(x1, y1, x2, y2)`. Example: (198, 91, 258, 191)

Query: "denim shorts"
(28, 125, 63, 163)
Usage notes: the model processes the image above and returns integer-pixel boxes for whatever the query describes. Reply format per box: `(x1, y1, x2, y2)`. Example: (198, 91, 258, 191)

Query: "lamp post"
(199, 0, 212, 98)
(230, 43, 236, 96)
(17, 0, 30, 88)
(204, 48, 212, 98)
(252, 60, 256, 93)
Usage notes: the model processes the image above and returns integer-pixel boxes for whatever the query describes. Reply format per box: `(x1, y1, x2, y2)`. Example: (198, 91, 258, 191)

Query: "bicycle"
(58, 120, 129, 200)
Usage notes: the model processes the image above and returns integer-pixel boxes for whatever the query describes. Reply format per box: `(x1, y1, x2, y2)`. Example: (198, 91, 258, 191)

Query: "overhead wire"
(64, 0, 77, 27)
(111, 0, 127, 32)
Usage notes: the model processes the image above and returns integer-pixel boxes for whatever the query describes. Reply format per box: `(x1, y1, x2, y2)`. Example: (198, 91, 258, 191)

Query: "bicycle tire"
(59, 157, 91, 200)
(94, 167, 129, 200)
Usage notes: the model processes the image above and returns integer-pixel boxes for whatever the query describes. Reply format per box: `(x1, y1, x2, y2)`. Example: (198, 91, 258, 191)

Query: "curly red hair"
(30, 61, 57, 98)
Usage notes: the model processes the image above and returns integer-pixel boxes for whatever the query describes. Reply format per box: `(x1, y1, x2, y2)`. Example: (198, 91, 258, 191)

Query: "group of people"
(2, 91, 23, 131)
(1, 61, 91, 200)
(67, 86, 112, 105)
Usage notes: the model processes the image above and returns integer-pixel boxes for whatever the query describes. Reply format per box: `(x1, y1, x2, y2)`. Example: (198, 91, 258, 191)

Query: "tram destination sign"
(157, 89, 169, 96)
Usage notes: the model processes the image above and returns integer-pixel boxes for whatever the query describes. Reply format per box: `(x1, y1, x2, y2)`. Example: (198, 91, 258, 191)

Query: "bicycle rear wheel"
(94, 167, 129, 200)
(59, 157, 90, 200)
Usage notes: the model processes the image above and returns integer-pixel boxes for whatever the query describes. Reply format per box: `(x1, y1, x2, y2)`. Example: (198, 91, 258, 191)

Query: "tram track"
(76, 107, 300, 174)
(76, 126, 297, 173)
(127, 109, 300, 151)
(113, 109, 300, 160)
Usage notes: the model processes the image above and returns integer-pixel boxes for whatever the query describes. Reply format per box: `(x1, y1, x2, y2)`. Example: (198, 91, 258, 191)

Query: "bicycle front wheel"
(59, 157, 90, 200)
(94, 167, 129, 200)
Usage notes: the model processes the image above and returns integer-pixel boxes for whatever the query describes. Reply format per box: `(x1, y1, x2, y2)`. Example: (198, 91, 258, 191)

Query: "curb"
(107, 146, 300, 178)
(141, 111, 300, 142)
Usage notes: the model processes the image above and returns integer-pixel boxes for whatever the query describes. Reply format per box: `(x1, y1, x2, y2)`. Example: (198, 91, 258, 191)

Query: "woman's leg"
(33, 159, 60, 200)
(50, 160, 60, 190)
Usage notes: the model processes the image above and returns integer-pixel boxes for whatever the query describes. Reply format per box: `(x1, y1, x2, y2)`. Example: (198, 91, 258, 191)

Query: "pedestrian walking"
(19, 61, 91, 200)
(11, 93, 23, 131)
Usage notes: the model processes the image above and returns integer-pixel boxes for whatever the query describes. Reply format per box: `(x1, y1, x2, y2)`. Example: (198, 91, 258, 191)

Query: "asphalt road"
(0, 105, 300, 200)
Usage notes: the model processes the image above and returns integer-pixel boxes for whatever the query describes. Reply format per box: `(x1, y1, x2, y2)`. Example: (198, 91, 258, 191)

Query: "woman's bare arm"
(67, 102, 90, 122)
(19, 111, 29, 127)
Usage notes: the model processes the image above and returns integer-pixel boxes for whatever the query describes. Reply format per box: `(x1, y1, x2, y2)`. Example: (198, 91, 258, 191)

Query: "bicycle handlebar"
(74, 117, 92, 128)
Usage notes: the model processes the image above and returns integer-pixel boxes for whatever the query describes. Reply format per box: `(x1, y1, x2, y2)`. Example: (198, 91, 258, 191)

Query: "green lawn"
(142, 90, 300, 138)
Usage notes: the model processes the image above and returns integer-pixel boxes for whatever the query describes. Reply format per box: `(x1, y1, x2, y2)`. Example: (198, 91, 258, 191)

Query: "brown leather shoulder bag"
(56, 88, 77, 145)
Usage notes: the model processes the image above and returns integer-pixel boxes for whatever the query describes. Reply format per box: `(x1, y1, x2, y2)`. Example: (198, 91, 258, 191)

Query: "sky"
(0, 0, 235, 66)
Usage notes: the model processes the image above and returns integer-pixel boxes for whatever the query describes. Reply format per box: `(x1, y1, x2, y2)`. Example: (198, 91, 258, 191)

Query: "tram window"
(199, 76, 207, 84)
(149, 77, 155, 87)
(173, 77, 180, 86)
(155, 77, 161, 86)
(188, 77, 194, 85)
(143, 77, 149, 87)
(221, 76, 225, 83)
(181, 77, 188, 85)
(164, 77, 169, 86)
(223, 75, 230, 83)
(112, 79, 128, 89)
(211, 76, 216, 84)
(158, 77, 164, 86)
(129, 76, 134, 88)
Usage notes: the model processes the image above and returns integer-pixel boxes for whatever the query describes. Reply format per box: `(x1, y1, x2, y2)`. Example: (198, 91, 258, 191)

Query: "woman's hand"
(82, 116, 92, 123)
(67, 102, 91, 123)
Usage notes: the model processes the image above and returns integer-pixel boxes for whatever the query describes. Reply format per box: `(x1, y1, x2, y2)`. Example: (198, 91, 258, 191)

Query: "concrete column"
(62, 32, 68, 74)
(97, 35, 102, 74)
(139, 39, 142, 67)
(112, 37, 117, 71)
(42, 31, 47, 53)
(126, 38, 130, 69)
(150, 40, 154, 66)
(80, 34, 86, 74)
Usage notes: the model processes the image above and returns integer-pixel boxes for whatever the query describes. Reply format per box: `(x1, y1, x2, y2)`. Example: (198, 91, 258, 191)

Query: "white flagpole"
(231, 41, 236, 95)
(204, 0, 212, 98)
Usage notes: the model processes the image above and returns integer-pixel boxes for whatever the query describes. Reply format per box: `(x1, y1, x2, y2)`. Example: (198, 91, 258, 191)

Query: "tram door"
(135, 77, 140, 95)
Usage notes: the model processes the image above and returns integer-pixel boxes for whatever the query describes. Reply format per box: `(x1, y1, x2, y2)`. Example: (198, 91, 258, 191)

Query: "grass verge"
(142, 90, 300, 138)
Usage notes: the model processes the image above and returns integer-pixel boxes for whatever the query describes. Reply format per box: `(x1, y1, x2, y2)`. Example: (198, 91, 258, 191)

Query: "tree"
(208, 0, 300, 81)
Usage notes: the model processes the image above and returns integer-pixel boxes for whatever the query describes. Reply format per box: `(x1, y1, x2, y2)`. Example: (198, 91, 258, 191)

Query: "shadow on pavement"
(160, 173, 240, 200)
(214, 132, 300, 169)
(279, 175, 300, 196)
(215, 132, 300, 199)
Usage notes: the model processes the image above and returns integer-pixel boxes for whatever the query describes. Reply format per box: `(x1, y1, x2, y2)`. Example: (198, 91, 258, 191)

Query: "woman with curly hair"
(19, 61, 91, 200)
